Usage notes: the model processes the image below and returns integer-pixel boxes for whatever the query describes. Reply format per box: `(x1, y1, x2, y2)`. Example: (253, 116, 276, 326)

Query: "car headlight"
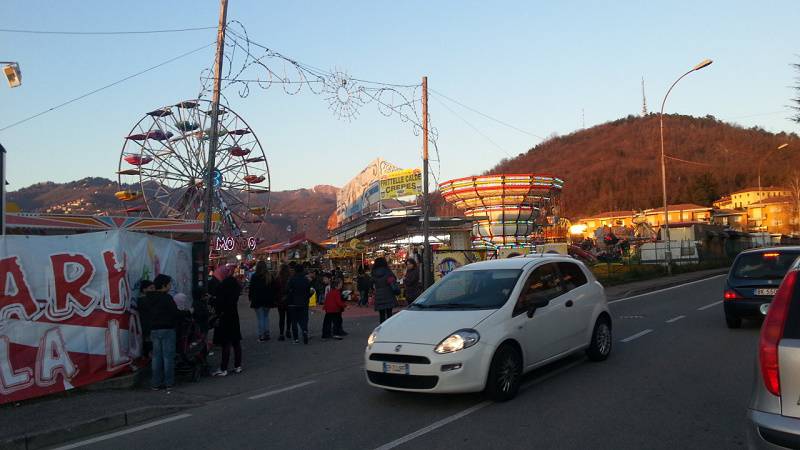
(434, 329, 480, 354)
(367, 326, 380, 349)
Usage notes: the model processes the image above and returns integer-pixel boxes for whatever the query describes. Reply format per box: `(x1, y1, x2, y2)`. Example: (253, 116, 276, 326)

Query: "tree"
(793, 60, 800, 125)
(690, 173, 719, 206)
(788, 171, 800, 234)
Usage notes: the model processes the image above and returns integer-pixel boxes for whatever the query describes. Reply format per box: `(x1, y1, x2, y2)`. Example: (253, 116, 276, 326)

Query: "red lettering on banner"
(105, 319, 130, 371)
(0, 336, 34, 395)
(0, 256, 38, 320)
(102, 251, 128, 312)
(50, 253, 96, 316)
(35, 327, 78, 387)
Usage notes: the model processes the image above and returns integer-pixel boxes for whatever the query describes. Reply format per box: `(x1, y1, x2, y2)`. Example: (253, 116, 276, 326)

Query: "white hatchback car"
(365, 255, 612, 401)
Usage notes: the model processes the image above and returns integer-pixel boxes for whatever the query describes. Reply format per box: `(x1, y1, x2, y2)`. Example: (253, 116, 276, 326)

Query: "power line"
(429, 88, 545, 140)
(0, 26, 215, 35)
(664, 155, 712, 167)
(432, 96, 511, 157)
(0, 42, 214, 133)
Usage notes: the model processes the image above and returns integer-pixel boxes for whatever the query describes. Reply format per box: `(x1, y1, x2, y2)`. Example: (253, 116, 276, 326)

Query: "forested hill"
(486, 114, 800, 218)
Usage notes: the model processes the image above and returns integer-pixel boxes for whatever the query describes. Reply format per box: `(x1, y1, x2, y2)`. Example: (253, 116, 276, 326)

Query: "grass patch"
(590, 259, 731, 286)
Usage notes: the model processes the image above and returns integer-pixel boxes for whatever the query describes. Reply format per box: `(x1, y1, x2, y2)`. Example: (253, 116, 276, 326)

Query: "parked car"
(724, 247, 800, 329)
(747, 257, 800, 449)
(364, 255, 612, 401)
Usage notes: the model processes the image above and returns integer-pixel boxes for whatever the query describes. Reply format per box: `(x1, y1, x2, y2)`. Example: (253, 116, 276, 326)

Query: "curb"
(1, 404, 194, 450)
(606, 268, 729, 301)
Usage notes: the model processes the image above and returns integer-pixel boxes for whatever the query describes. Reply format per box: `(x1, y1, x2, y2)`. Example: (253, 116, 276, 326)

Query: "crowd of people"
(133, 255, 424, 392)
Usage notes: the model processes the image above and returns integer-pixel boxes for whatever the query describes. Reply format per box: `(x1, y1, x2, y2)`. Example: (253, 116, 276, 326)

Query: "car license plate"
(383, 362, 409, 375)
(755, 288, 778, 297)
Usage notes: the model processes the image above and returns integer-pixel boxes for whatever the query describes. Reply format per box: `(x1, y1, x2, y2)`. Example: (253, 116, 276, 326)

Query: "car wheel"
(725, 313, 742, 329)
(586, 317, 612, 361)
(485, 344, 522, 402)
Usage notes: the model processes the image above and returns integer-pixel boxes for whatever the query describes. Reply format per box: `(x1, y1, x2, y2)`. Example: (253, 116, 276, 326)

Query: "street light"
(1, 62, 21, 88)
(758, 143, 790, 193)
(659, 58, 713, 275)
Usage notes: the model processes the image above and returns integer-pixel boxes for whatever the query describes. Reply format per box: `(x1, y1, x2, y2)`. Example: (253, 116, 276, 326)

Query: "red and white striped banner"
(0, 230, 192, 404)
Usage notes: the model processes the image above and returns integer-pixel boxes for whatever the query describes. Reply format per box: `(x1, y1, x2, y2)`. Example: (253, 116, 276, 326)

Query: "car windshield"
(732, 251, 800, 280)
(411, 269, 522, 310)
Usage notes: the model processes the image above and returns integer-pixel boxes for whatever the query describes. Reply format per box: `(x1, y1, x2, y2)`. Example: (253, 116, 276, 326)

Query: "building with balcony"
(746, 196, 797, 235)
(716, 186, 792, 209)
(576, 210, 637, 230)
(642, 203, 712, 227)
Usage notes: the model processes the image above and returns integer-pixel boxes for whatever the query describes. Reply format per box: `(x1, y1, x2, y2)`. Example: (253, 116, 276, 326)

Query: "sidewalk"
(0, 269, 727, 449)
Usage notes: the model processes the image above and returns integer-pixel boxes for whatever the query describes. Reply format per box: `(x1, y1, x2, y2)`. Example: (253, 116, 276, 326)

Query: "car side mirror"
(526, 298, 550, 318)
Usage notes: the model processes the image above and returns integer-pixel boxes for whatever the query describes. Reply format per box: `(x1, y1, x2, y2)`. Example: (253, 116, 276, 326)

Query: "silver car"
(748, 258, 800, 448)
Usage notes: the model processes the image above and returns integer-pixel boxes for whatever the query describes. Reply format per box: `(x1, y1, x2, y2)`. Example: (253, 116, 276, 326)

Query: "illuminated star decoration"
(323, 70, 364, 121)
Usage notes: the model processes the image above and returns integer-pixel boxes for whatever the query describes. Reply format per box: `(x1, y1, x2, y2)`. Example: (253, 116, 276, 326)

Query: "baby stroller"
(175, 314, 209, 382)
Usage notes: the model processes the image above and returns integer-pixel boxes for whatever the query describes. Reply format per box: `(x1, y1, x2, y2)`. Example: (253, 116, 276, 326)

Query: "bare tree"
(789, 170, 800, 234)
(793, 60, 800, 124)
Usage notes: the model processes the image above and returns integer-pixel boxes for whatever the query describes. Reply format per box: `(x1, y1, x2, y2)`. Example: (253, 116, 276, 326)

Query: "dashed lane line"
(620, 329, 653, 343)
(665, 315, 686, 323)
(373, 401, 492, 450)
(697, 300, 723, 311)
(248, 381, 316, 400)
(608, 274, 726, 305)
(373, 358, 585, 450)
(52, 414, 192, 450)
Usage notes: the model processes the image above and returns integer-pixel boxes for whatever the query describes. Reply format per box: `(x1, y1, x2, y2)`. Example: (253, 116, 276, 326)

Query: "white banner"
(0, 230, 192, 404)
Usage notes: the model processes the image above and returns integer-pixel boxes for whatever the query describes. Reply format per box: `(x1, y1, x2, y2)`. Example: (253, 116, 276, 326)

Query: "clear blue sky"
(1, 0, 798, 192)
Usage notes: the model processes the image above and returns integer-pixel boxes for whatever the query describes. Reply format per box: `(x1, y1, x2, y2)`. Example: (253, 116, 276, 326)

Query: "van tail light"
(759, 270, 797, 396)
(724, 289, 740, 301)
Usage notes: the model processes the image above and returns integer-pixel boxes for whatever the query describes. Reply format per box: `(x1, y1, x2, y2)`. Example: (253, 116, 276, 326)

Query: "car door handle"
(565, 300, 574, 308)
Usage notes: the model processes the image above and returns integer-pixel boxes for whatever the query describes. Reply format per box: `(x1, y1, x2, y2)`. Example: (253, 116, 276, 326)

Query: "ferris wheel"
(116, 99, 270, 238)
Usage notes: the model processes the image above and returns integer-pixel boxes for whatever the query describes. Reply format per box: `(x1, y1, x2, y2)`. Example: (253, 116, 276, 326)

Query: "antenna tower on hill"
(641, 77, 648, 115)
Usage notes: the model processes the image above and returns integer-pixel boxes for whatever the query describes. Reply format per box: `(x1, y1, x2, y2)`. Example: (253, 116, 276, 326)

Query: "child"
(322, 279, 346, 340)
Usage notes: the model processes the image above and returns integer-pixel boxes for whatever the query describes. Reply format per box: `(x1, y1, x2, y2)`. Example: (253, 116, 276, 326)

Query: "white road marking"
(608, 274, 726, 305)
(248, 380, 316, 400)
(374, 401, 491, 450)
(52, 413, 192, 450)
(620, 329, 653, 342)
(697, 300, 723, 311)
(665, 315, 686, 323)
(374, 357, 585, 450)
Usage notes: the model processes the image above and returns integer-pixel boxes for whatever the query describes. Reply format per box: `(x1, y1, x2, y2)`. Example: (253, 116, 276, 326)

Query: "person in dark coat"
(286, 263, 312, 344)
(356, 266, 371, 307)
(210, 265, 243, 376)
(402, 259, 422, 305)
(371, 257, 398, 323)
(249, 261, 276, 342)
(276, 264, 291, 341)
(138, 274, 181, 390)
(134, 280, 155, 357)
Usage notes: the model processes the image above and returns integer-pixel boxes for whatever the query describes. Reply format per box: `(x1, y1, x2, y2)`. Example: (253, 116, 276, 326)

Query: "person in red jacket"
(322, 279, 346, 340)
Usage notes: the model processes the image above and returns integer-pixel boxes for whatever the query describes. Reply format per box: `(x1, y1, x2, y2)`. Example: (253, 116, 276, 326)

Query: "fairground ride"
(439, 174, 563, 247)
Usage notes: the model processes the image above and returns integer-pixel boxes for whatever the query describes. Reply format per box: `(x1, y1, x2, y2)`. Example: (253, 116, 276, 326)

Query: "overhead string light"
(198, 20, 440, 155)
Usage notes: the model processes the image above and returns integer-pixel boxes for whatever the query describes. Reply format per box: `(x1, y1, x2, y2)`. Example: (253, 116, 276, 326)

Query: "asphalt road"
(52, 275, 761, 450)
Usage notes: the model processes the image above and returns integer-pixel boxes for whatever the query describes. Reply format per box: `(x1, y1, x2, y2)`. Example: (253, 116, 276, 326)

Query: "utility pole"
(421, 76, 433, 288)
(202, 0, 229, 290)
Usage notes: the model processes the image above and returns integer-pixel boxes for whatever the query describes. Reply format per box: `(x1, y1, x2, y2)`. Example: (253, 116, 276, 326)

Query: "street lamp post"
(757, 143, 790, 193)
(659, 58, 712, 275)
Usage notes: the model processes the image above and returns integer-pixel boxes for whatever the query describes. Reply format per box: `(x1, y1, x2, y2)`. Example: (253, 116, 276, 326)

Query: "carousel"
(438, 174, 564, 248)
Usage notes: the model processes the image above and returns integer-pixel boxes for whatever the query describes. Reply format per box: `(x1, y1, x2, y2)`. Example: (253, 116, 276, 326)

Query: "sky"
(1, 0, 798, 192)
